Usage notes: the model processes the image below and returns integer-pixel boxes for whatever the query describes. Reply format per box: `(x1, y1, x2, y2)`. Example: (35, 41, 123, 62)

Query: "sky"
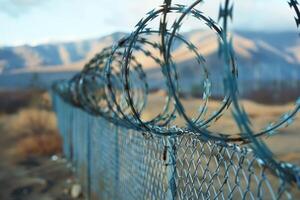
(0, 0, 297, 46)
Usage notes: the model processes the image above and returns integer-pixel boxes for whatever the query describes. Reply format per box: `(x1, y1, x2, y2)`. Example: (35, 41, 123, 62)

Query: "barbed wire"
(52, 0, 300, 187)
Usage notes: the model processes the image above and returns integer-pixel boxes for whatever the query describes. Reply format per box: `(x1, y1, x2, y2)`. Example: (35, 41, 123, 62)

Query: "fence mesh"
(53, 94, 299, 200)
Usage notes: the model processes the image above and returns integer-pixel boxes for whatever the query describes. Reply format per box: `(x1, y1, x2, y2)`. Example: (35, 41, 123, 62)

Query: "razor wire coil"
(52, 0, 300, 188)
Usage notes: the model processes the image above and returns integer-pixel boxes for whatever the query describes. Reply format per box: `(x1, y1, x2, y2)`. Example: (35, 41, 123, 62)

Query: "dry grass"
(141, 93, 300, 164)
(15, 133, 61, 156)
(9, 108, 57, 138)
(0, 90, 62, 157)
(9, 108, 62, 157)
(0, 90, 45, 114)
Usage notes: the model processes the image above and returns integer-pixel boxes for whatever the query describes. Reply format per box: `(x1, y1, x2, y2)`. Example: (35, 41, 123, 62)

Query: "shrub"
(16, 133, 62, 156)
(7, 108, 62, 157)
(9, 108, 57, 138)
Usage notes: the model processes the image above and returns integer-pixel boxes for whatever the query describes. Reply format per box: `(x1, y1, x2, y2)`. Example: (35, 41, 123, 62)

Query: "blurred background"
(0, 0, 299, 199)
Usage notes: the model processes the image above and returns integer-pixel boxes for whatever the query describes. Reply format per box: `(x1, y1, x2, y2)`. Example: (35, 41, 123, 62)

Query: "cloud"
(0, 0, 48, 17)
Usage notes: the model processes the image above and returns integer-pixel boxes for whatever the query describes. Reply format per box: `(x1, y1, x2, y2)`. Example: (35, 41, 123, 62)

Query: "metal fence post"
(115, 125, 120, 199)
(166, 137, 177, 200)
(86, 115, 92, 200)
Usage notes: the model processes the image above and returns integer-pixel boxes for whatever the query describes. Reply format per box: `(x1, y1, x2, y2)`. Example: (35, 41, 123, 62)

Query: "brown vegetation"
(0, 90, 62, 157)
(8, 108, 61, 157)
(0, 89, 78, 200)
(0, 90, 45, 113)
(16, 133, 61, 157)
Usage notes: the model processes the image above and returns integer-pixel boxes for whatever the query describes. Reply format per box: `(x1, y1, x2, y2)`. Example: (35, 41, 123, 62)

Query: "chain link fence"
(51, 1, 300, 198)
(53, 94, 299, 199)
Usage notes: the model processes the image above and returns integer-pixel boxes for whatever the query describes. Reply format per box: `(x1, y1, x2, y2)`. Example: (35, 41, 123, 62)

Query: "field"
(134, 93, 300, 198)
(0, 90, 298, 199)
(142, 92, 300, 165)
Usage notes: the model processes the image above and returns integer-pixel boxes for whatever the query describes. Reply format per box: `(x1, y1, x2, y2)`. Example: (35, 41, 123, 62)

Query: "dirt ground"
(0, 90, 84, 200)
(0, 117, 83, 200)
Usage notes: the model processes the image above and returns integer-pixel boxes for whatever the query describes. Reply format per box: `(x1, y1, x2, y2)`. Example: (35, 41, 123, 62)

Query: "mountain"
(1, 30, 300, 73)
(0, 30, 299, 103)
(0, 32, 126, 73)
